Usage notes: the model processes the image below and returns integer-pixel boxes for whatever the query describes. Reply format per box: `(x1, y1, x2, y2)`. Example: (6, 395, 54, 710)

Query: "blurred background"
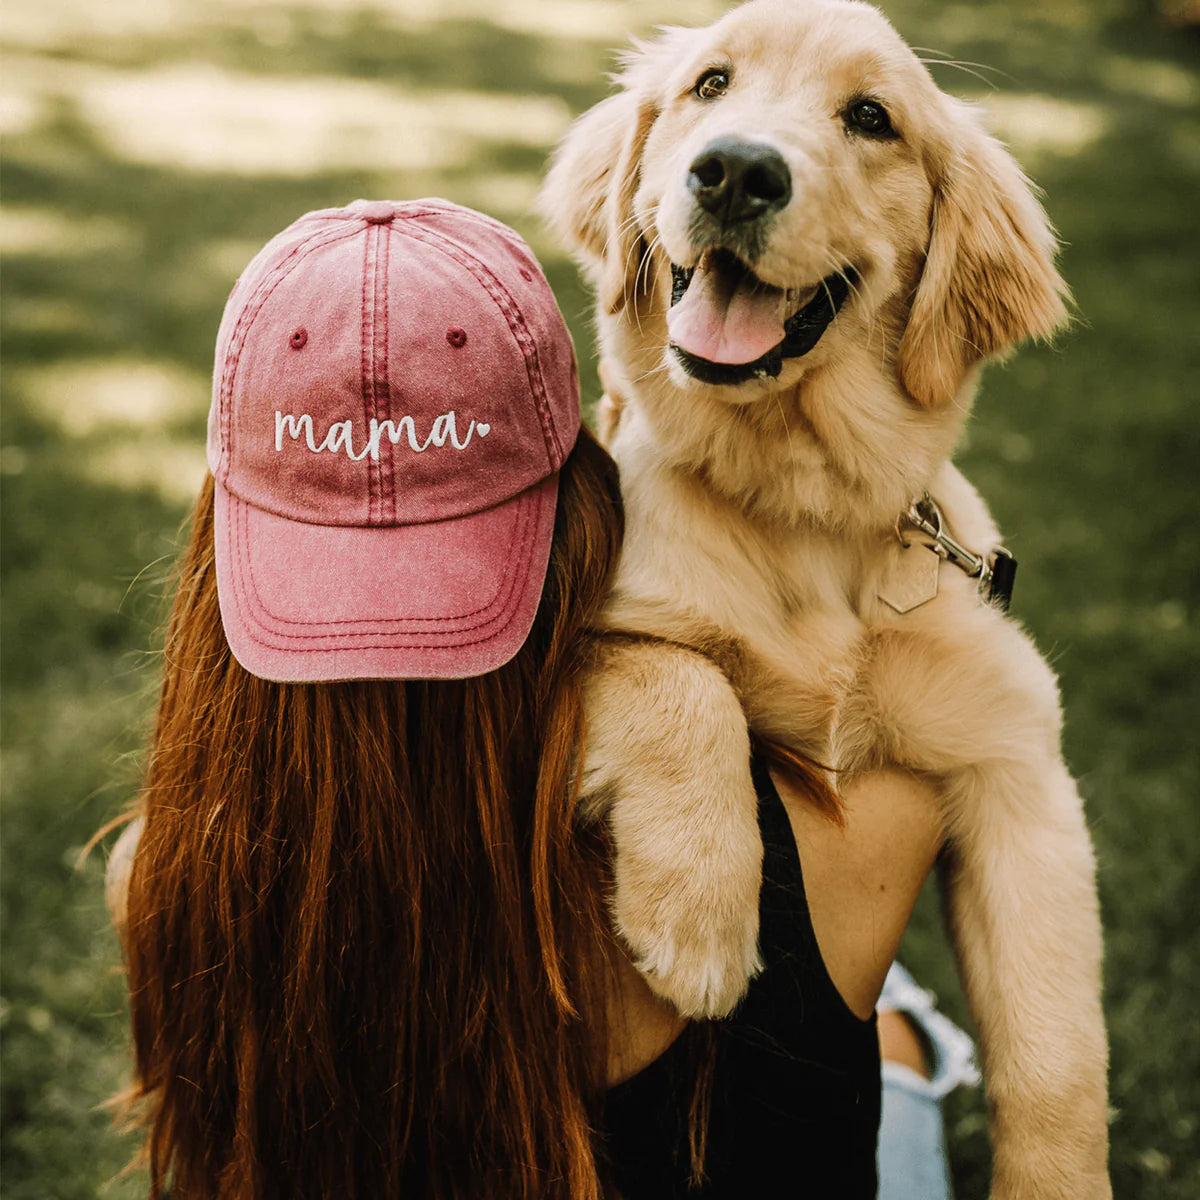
(1, 0, 1196, 1195)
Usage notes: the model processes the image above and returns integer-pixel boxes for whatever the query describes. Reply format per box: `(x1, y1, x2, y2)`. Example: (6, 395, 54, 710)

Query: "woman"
(109, 199, 970, 1200)
(113, 198, 621, 1199)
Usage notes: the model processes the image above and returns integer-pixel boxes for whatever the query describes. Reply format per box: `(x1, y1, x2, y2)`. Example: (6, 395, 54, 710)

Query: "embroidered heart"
(476, 423, 491, 437)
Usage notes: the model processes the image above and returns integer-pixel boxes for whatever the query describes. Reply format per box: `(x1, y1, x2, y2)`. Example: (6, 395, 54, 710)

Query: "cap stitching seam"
(225, 495, 539, 653)
(360, 223, 379, 522)
(391, 222, 562, 469)
(229, 485, 540, 637)
(376, 226, 395, 522)
(214, 473, 544, 528)
(218, 220, 364, 482)
(235, 493, 526, 628)
(395, 206, 520, 237)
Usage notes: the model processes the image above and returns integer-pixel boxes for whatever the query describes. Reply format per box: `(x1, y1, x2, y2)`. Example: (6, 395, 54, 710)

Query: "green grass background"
(2, 0, 1196, 1195)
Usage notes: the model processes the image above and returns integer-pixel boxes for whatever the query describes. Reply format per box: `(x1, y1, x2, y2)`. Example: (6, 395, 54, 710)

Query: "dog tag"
(878, 542, 940, 614)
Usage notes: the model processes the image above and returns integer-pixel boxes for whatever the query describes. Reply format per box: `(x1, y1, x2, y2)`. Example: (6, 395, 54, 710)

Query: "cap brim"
(213, 474, 557, 682)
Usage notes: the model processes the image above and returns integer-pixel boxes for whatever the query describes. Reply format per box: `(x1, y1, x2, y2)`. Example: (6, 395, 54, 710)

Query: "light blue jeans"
(877, 963, 980, 1200)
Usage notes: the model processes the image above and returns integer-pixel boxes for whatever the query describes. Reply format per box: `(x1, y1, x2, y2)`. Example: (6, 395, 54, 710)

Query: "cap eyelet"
(519, 268, 534, 282)
(446, 327, 468, 348)
(289, 328, 308, 350)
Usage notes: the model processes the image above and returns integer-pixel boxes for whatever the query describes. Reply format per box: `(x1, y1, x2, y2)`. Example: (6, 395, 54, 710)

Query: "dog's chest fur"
(602, 399, 1001, 764)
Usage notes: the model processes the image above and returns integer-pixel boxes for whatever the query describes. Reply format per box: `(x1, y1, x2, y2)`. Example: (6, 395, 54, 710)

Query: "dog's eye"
(694, 69, 730, 100)
(846, 100, 895, 138)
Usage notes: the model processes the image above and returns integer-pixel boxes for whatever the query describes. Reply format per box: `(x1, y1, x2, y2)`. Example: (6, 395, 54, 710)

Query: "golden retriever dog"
(542, 0, 1109, 1194)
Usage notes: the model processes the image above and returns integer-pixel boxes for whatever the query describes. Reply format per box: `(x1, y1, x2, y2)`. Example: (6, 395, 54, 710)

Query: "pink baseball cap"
(207, 198, 581, 681)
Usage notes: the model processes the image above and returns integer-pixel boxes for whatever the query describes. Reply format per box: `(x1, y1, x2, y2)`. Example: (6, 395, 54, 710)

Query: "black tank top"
(603, 755, 881, 1198)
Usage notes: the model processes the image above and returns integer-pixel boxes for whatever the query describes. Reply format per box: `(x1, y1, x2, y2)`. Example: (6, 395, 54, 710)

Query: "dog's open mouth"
(668, 249, 856, 386)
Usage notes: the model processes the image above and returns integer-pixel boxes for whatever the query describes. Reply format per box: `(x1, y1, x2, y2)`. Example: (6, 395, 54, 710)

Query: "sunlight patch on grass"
(0, 208, 139, 258)
(1100, 54, 1200, 107)
(19, 359, 207, 436)
(922, 0, 1104, 42)
(80, 439, 209, 505)
(1, 0, 181, 47)
(193, 237, 278, 286)
(406, 0, 726, 40)
(1169, 122, 1200, 173)
(2, 0, 724, 51)
(3, 296, 95, 340)
(0, 86, 43, 137)
(1078, 599, 1191, 638)
(452, 171, 544, 220)
(5, 53, 572, 175)
(974, 93, 1109, 158)
(14, 359, 211, 503)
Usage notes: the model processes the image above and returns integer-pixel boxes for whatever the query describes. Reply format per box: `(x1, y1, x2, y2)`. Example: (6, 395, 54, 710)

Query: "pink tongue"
(667, 263, 788, 364)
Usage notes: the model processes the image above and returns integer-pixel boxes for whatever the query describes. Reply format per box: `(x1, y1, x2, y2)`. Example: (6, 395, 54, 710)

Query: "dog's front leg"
(839, 615, 1110, 1199)
(581, 639, 763, 1018)
(941, 759, 1109, 1200)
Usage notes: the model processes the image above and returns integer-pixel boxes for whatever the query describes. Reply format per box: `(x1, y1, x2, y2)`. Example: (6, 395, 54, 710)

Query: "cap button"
(358, 201, 397, 225)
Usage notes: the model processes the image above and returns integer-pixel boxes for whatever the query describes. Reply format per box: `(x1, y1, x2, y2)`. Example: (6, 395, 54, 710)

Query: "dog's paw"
(632, 922, 763, 1019)
(613, 874, 763, 1019)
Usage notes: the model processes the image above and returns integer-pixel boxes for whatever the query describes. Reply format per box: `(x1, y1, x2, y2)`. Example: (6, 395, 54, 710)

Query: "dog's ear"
(542, 89, 659, 315)
(542, 92, 639, 264)
(898, 102, 1071, 408)
(542, 31, 689, 314)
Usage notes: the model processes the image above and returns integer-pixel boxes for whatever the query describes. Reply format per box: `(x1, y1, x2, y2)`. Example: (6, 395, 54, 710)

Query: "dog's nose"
(687, 138, 792, 225)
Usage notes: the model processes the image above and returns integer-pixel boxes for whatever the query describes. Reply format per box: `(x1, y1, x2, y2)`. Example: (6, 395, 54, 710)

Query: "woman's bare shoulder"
(774, 767, 945, 1019)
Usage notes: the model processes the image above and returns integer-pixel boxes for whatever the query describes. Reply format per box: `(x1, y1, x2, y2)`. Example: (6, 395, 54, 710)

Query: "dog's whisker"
(773, 393, 797, 465)
(633, 360, 674, 385)
(834, 267, 875, 355)
(616, 233, 649, 324)
(920, 60, 1000, 91)
(922, 57, 1008, 80)
(817, 261, 877, 362)
(606, 208, 649, 242)
(608, 208, 662, 338)
(635, 233, 665, 321)
(631, 236, 660, 337)
(913, 47, 1012, 85)
(830, 262, 866, 309)
(599, 209, 654, 265)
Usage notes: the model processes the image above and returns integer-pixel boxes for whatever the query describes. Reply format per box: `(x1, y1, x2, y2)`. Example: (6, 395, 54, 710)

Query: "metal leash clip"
(902, 492, 1017, 611)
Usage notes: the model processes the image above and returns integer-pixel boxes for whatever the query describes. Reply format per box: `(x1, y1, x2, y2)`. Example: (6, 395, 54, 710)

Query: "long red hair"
(124, 428, 624, 1199)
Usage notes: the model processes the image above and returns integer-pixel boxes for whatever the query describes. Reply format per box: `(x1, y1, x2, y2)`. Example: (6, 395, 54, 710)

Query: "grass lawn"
(2, 0, 1197, 1195)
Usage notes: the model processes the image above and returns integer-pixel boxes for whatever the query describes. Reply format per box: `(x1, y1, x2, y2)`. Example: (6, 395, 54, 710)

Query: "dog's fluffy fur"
(542, 1, 1109, 1194)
